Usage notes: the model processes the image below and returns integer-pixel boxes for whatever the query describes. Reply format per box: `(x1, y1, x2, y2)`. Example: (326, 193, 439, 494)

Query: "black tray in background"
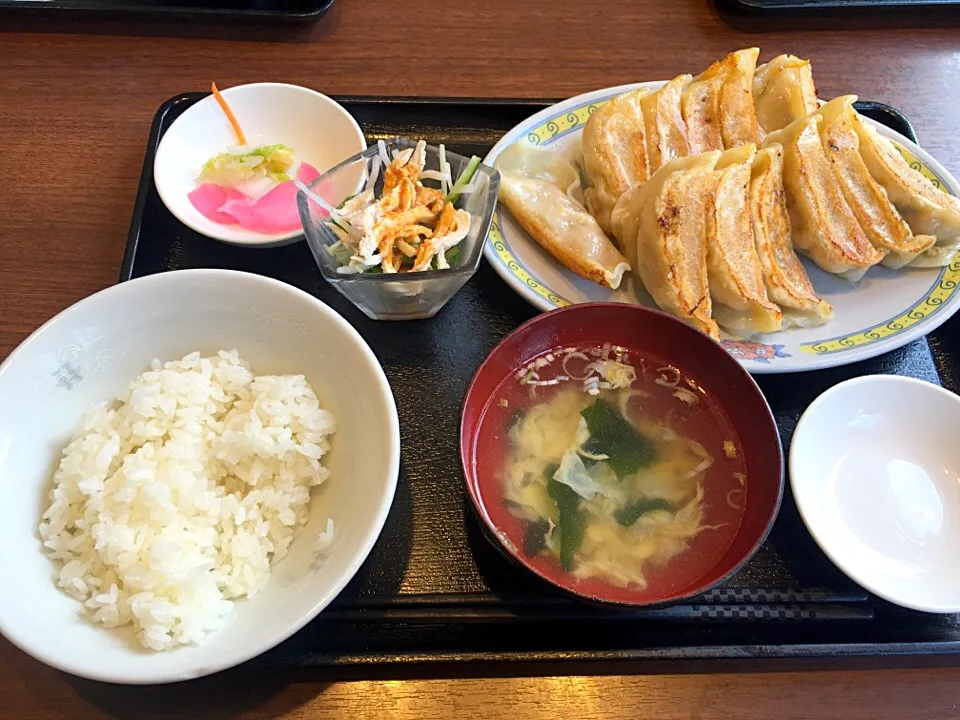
(0, 0, 333, 20)
(121, 93, 960, 667)
(727, 0, 958, 9)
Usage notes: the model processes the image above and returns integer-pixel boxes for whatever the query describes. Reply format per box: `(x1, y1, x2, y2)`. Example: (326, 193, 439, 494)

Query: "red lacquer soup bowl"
(460, 303, 784, 606)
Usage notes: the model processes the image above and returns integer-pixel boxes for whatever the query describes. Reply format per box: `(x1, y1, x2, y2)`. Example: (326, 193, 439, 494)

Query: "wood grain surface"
(4, 635, 960, 720)
(3, 0, 960, 717)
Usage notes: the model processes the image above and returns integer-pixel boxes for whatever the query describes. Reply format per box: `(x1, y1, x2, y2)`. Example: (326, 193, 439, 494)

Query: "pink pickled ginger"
(188, 162, 332, 234)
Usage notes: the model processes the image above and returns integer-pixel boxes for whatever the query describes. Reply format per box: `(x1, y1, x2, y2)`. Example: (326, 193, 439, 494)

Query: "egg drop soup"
(473, 343, 749, 602)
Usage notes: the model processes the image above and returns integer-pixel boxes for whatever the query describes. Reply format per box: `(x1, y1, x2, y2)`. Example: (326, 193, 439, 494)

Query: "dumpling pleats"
(753, 54, 818, 134)
(852, 113, 960, 267)
(616, 152, 722, 338)
(704, 145, 783, 334)
(688, 49, 765, 151)
(718, 48, 766, 148)
(764, 114, 886, 282)
(681, 73, 725, 155)
(495, 141, 583, 195)
(495, 143, 630, 289)
(611, 152, 721, 274)
(581, 88, 652, 235)
(749, 144, 833, 327)
(816, 96, 934, 269)
(498, 173, 631, 289)
(641, 74, 693, 173)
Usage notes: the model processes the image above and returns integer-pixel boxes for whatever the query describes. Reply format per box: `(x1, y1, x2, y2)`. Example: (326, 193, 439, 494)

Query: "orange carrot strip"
(211, 82, 247, 146)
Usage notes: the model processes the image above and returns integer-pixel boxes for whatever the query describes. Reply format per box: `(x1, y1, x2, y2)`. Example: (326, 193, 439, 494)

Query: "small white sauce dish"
(790, 375, 960, 613)
(154, 83, 366, 247)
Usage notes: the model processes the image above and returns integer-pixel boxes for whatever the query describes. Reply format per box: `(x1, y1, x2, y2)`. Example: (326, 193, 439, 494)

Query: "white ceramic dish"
(154, 83, 366, 247)
(0, 269, 400, 683)
(790, 375, 960, 613)
(483, 82, 960, 374)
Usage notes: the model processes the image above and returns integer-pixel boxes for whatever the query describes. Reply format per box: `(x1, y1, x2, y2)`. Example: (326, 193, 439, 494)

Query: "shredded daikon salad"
(500, 345, 745, 589)
(298, 140, 484, 274)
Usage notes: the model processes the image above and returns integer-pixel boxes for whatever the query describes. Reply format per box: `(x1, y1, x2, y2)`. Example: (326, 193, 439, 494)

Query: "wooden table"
(3, 0, 960, 716)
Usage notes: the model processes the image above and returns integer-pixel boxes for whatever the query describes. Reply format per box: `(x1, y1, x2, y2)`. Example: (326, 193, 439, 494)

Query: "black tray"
(726, 0, 957, 9)
(0, 0, 333, 20)
(122, 93, 960, 667)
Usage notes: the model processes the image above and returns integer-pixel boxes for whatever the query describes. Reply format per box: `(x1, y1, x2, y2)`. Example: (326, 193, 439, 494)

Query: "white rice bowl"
(0, 270, 399, 683)
(41, 350, 337, 652)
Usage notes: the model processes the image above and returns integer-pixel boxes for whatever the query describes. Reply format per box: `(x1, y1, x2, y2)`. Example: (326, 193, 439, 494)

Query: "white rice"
(38, 350, 336, 651)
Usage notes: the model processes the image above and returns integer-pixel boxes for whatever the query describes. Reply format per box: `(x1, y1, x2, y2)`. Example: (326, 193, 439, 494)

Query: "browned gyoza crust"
(816, 96, 934, 269)
(641, 74, 693, 173)
(581, 88, 652, 236)
(681, 72, 725, 155)
(749, 143, 833, 327)
(718, 48, 765, 148)
(853, 112, 960, 267)
(612, 152, 722, 338)
(704, 145, 783, 334)
(763, 113, 886, 281)
(688, 48, 765, 150)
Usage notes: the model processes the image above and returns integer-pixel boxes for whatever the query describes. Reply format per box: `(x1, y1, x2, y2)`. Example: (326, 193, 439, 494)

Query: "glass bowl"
(297, 137, 500, 320)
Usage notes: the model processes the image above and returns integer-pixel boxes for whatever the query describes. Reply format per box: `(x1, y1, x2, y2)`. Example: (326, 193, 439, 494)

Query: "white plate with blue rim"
(482, 82, 960, 374)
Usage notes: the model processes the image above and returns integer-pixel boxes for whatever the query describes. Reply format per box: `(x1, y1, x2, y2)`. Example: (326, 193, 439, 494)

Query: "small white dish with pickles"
(154, 82, 366, 247)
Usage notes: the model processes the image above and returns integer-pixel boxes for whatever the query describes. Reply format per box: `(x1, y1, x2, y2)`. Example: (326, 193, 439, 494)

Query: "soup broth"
(474, 344, 748, 601)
